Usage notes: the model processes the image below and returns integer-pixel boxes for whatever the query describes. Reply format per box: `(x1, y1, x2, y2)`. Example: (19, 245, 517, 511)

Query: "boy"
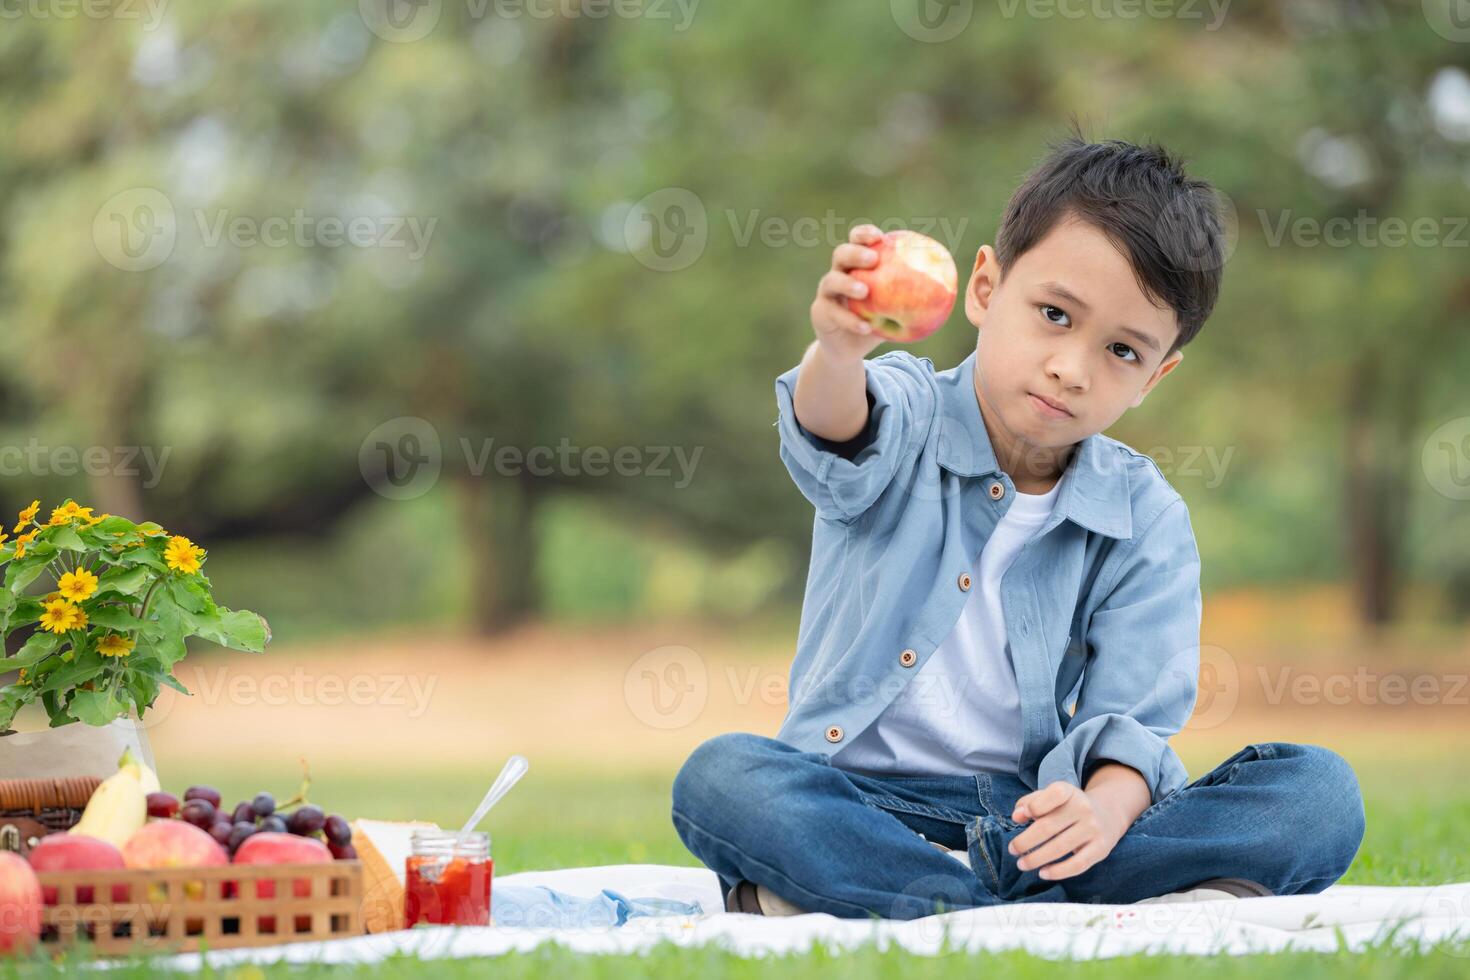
(671, 136, 1366, 919)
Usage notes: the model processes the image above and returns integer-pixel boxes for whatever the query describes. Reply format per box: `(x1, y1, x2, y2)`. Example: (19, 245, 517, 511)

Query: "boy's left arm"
(1006, 497, 1202, 881)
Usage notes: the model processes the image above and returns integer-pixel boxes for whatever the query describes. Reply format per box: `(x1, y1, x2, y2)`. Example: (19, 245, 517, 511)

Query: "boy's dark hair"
(994, 133, 1227, 359)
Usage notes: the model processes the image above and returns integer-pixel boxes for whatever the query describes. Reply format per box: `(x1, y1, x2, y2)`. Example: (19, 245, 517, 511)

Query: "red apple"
(0, 851, 42, 955)
(122, 820, 229, 871)
(27, 834, 128, 904)
(233, 833, 332, 931)
(122, 820, 229, 904)
(847, 229, 958, 342)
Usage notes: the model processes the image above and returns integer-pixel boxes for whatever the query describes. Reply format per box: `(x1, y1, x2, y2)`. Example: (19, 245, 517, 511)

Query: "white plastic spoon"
(456, 754, 529, 854)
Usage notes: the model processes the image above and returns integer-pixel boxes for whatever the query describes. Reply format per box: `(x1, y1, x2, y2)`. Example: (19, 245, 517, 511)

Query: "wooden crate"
(37, 860, 364, 955)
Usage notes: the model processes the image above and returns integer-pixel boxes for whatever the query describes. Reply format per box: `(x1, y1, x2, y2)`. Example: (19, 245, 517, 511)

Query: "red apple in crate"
(0, 852, 42, 955)
(233, 833, 333, 932)
(27, 834, 128, 905)
(847, 229, 958, 342)
(122, 820, 229, 902)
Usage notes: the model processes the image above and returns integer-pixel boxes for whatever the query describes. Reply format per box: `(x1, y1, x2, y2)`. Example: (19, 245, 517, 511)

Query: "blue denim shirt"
(771, 348, 1202, 806)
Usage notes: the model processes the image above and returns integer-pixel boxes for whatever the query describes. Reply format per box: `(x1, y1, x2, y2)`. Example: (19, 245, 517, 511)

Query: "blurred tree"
(0, 1, 1464, 640)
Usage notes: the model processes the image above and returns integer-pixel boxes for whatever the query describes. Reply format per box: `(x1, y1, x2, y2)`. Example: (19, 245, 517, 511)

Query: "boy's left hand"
(1005, 782, 1126, 881)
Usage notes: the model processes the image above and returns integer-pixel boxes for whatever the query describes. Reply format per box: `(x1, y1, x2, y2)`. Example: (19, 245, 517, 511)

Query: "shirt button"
(958, 572, 972, 592)
(825, 725, 844, 743)
(899, 648, 917, 667)
(989, 481, 1006, 500)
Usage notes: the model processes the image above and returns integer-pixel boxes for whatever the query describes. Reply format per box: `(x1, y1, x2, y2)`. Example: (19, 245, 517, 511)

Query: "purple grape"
(251, 792, 275, 818)
(328, 842, 357, 861)
(147, 792, 180, 819)
(231, 802, 255, 825)
(323, 814, 351, 847)
(260, 814, 287, 834)
(286, 805, 325, 836)
(208, 821, 233, 846)
(180, 799, 216, 829)
(227, 821, 257, 851)
(183, 786, 222, 809)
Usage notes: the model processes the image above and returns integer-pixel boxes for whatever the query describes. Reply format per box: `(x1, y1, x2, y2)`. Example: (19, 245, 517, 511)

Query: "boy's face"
(963, 214, 1184, 461)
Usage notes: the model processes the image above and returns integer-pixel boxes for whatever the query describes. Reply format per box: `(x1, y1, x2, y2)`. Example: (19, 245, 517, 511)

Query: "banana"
(70, 747, 148, 849)
(119, 748, 161, 795)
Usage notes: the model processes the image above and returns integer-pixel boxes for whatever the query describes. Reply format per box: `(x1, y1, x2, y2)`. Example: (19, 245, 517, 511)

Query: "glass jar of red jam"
(404, 830, 493, 927)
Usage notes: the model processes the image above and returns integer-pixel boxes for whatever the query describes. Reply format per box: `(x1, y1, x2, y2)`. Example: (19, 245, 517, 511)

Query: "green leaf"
(5, 630, 61, 670)
(0, 685, 33, 731)
(191, 607, 269, 653)
(168, 576, 210, 614)
(141, 632, 187, 668)
(69, 687, 125, 726)
(5, 549, 55, 594)
(8, 597, 43, 627)
(120, 548, 165, 571)
(37, 658, 106, 695)
(46, 526, 86, 552)
(122, 670, 160, 717)
(96, 566, 150, 598)
(85, 605, 146, 631)
(87, 516, 139, 536)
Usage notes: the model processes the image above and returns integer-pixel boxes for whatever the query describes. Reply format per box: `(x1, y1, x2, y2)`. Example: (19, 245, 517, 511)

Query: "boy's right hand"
(810, 224, 888, 361)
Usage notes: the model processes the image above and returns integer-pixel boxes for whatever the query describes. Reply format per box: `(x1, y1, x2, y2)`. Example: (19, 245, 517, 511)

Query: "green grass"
(3, 753, 1468, 976)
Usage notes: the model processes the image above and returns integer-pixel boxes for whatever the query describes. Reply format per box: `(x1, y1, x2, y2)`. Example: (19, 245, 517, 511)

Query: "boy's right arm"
(792, 224, 888, 443)
(773, 225, 936, 525)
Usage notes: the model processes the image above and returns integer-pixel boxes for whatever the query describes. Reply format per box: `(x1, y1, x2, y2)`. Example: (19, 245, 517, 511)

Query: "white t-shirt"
(830, 477, 1064, 776)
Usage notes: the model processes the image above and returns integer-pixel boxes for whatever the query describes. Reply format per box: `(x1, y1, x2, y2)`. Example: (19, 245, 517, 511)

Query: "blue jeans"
(670, 733, 1366, 919)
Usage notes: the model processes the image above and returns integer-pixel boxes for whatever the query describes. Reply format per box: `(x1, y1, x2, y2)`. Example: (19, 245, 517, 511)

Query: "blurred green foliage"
(0, 1, 1467, 643)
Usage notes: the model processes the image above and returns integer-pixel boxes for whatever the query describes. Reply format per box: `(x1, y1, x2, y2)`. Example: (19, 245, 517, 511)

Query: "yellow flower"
(164, 535, 205, 575)
(39, 599, 78, 634)
(57, 568, 99, 602)
(70, 606, 89, 630)
(14, 529, 37, 559)
(16, 668, 28, 686)
(85, 512, 109, 526)
(0, 531, 7, 547)
(97, 634, 134, 659)
(47, 500, 94, 525)
(13, 500, 38, 533)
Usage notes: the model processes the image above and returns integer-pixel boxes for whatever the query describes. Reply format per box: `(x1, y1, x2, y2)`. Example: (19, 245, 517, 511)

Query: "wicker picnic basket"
(0, 775, 101, 853)
(0, 775, 365, 954)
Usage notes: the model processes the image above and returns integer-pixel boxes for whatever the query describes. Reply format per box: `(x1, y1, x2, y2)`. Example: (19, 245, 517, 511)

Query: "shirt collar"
(933, 349, 1134, 540)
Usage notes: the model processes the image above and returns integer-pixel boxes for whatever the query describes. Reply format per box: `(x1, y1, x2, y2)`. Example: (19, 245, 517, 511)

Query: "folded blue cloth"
(491, 884, 704, 928)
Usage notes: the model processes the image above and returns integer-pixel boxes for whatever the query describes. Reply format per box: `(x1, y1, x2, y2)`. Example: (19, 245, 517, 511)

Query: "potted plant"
(0, 499, 269, 778)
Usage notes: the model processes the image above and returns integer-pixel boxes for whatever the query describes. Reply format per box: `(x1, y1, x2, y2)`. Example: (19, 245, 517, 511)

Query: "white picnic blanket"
(117, 863, 1470, 969)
